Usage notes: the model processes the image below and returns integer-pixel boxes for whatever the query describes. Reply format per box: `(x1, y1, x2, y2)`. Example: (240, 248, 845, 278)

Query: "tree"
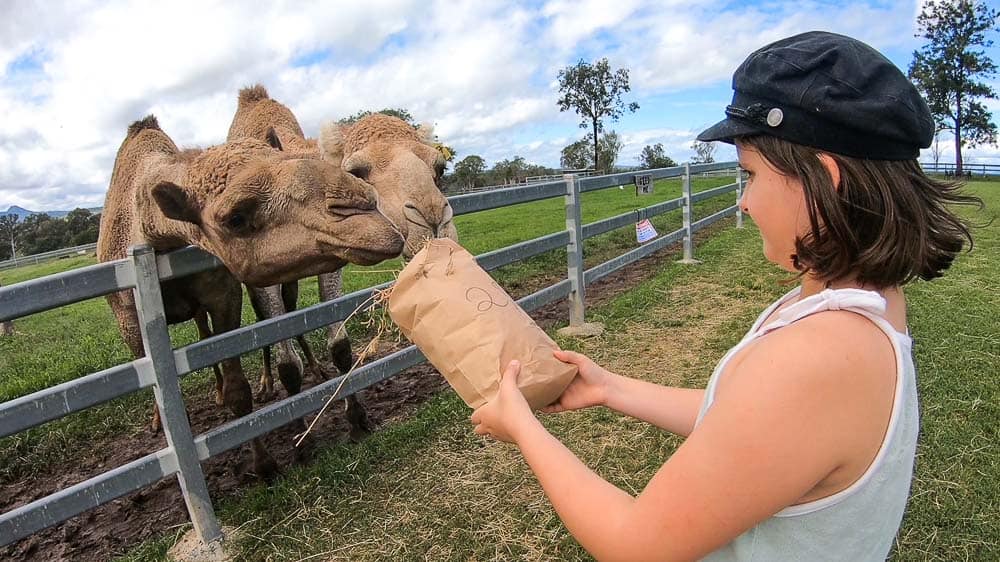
(931, 131, 944, 166)
(557, 58, 639, 178)
(0, 215, 18, 261)
(691, 140, 716, 164)
(560, 132, 623, 172)
(908, 0, 999, 173)
(596, 131, 623, 173)
(64, 208, 101, 246)
(338, 108, 416, 126)
(561, 137, 593, 170)
(15, 213, 70, 255)
(639, 143, 677, 169)
(453, 155, 486, 189)
(491, 156, 528, 185)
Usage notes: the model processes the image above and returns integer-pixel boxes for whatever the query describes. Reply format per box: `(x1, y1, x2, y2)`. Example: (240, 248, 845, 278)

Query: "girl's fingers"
(555, 350, 589, 367)
(503, 360, 521, 382)
(553, 349, 576, 362)
(473, 424, 489, 436)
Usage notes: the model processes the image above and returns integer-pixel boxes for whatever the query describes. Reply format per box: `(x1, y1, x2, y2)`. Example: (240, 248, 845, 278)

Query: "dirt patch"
(0, 228, 724, 562)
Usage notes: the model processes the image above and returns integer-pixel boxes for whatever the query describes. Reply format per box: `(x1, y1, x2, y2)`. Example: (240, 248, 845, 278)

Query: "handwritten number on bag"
(466, 283, 509, 312)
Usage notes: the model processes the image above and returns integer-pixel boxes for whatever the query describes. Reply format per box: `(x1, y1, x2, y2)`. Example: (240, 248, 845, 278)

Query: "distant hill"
(1, 206, 103, 219)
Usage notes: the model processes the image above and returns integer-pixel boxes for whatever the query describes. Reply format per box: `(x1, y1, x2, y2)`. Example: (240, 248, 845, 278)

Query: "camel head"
(148, 133, 404, 286)
(319, 114, 458, 258)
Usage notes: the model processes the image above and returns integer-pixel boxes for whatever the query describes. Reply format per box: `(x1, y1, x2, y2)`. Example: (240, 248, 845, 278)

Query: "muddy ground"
(0, 238, 690, 562)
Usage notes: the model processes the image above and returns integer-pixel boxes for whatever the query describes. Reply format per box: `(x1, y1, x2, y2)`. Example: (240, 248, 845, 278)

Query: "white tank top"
(697, 287, 919, 562)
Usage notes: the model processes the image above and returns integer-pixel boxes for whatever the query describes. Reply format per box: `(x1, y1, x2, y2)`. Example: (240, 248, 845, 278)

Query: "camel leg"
(275, 281, 314, 462)
(247, 285, 294, 402)
(259, 344, 275, 401)
(208, 290, 279, 480)
(318, 271, 354, 373)
(193, 310, 225, 406)
(296, 334, 327, 381)
(318, 271, 372, 441)
(106, 291, 164, 432)
(278, 280, 326, 382)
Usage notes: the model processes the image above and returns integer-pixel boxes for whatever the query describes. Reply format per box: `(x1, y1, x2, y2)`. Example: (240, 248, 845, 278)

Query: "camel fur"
(97, 115, 403, 476)
(227, 86, 458, 439)
(319, 113, 458, 257)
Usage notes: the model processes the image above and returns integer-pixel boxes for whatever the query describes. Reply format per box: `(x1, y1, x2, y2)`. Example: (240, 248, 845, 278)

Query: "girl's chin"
(762, 244, 797, 272)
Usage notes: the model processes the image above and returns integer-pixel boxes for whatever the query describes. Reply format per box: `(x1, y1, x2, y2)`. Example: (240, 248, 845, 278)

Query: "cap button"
(766, 108, 784, 127)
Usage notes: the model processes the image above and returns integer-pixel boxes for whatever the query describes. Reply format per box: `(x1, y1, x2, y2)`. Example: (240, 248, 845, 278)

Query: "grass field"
(0, 176, 737, 482)
(110, 182, 998, 561)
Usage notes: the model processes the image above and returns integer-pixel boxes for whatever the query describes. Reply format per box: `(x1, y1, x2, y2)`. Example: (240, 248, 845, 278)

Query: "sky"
(1, 0, 998, 212)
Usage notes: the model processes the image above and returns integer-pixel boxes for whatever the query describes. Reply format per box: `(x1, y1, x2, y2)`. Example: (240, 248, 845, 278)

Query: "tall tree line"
(0, 208, 101, 261)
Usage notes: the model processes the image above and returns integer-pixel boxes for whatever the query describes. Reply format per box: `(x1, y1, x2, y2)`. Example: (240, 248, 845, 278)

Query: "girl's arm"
(548, 350, 704, 437)
(474, 313, 892, 561)
(604, 375, 704, 437)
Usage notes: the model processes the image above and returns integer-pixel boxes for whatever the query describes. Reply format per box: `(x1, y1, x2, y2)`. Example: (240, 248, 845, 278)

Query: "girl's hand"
(543, 350, 614, 413)
(471, 360, 536, 444)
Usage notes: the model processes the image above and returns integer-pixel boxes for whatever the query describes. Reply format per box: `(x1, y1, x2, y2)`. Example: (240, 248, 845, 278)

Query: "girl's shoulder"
(719, 308, 897, 405)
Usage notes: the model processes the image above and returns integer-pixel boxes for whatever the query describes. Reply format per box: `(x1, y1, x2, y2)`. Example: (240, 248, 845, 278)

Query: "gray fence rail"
(0, 162, 743, 550)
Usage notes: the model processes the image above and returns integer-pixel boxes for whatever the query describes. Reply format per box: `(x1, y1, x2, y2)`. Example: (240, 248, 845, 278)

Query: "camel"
(97, 115, 403, 478)
(226, 85, 457, 439)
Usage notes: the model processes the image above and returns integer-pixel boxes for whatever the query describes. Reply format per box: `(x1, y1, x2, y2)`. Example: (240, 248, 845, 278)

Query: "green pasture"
(116, 182, 996, 560)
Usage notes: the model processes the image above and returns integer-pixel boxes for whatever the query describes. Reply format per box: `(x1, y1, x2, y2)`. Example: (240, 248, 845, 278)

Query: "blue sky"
(1, 0, 998, 211)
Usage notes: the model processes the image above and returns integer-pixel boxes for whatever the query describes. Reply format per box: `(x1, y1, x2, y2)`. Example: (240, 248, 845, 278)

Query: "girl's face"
(736, 143, 812, 272)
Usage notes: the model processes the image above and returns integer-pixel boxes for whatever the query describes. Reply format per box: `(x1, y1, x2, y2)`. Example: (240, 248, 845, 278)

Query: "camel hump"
(127, 115, 161, 137)
(238, 84, 270, 105)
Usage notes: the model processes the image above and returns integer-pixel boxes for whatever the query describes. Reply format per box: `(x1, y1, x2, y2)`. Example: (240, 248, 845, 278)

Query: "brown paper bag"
(388, 238, 577, 410)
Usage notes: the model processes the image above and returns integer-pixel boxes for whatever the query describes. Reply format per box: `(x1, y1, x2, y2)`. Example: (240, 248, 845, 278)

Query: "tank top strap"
(757, 288, 887, 337)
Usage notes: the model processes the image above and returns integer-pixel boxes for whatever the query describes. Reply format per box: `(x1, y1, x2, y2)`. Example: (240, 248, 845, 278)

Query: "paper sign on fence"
(636, 218, 658, 244)
(387, 239, 577, 410)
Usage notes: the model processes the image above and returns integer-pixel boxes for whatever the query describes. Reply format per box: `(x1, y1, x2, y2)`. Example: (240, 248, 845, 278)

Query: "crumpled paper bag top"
(388, 238, 577, 410)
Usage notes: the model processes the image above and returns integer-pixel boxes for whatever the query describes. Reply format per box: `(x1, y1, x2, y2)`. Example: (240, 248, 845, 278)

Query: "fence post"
(129, 244, 223, 546)
(735, 165, 744, 229)
(678, 163, 699, 264)
(563, 173, 586, 327)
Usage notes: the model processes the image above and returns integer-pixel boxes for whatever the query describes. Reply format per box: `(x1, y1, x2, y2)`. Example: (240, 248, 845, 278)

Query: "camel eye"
(226, 212, 248, 231)
(346, 163, 370, 181)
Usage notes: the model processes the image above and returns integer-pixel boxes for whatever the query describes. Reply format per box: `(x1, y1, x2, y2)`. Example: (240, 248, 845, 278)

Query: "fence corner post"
(563, 173, 586, 326)
(677, 163, 700, 265)
(735, 165, 745, 229)
(129, 244, 224, 548)
(556, 175, 604, 338)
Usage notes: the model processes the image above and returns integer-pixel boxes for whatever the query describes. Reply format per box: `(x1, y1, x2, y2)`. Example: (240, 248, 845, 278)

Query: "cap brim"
(697, 117, 762, 144)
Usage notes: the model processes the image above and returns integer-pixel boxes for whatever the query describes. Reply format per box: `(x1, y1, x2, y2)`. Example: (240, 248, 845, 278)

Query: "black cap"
(698, 31, 934, 160)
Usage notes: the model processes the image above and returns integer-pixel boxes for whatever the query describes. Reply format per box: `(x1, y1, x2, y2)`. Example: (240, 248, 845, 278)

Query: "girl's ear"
(817, 153, 841, 191)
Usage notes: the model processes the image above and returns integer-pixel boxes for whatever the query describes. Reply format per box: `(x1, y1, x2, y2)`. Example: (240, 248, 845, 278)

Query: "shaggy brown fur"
(320, 113, 458, 258)
(97, 115, 403, 477)
(228, 85, 315, 156)
(227, 86, 458, 438)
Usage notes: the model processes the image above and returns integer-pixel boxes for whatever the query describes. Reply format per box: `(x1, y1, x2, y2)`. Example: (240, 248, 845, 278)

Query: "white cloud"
(0, 0, 995, 211)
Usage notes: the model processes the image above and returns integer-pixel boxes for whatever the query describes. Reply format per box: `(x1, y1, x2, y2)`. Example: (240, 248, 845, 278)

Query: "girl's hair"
(739, 134, 981, 288)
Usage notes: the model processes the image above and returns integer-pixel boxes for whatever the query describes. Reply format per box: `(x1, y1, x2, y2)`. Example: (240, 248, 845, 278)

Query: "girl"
(470, 31, 978, 561)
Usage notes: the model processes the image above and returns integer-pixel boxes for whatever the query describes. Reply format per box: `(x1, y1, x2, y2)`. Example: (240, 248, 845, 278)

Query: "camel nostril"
(402, 203, 433, 230)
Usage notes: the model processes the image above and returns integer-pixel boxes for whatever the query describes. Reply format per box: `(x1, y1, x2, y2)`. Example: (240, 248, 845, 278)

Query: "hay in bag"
(388, 238, 577, 410)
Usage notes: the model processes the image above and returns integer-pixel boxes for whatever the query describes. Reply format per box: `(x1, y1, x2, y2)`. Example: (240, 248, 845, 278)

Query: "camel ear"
(152, 181, 202, 225)
(265, 128, 283, 151)
(318, 121, 345, 166)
